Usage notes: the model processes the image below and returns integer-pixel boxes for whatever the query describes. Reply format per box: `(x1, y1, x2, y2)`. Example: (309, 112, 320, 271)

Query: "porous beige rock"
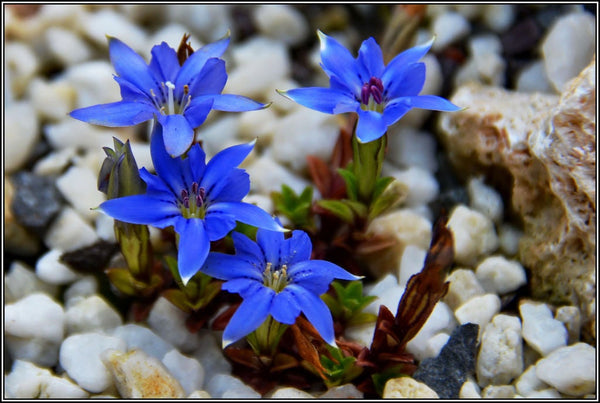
(382, 376, 439, 398)
(437, 58, 596, 341)
(101, 349, 185, 398)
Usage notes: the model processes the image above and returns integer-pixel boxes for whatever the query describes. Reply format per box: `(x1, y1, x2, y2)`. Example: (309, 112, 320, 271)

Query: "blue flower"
(200, 228, 361, 348)
(98, 125, 284, 284)
(278, 31, 461, 143)
(70, 35, 267, 157)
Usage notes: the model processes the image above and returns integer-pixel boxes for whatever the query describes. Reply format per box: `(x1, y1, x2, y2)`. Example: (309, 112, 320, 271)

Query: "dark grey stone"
(10, 172, 64, 231)
(412, 323, 479, 399)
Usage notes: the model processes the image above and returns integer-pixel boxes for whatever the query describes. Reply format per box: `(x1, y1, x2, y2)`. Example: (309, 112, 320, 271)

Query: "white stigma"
(165, 81, 176, 115)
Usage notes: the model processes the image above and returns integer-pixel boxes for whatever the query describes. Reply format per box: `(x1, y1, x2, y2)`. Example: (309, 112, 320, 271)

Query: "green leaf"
(325, 281, 378, 326)
(368, 178, 407, 221)
(271, 184, 314, 229)
(317, 199, 355, 223)
(337, 168, 358, 201)
(372, 176, 395, 201)
(106, 267, 150, 297)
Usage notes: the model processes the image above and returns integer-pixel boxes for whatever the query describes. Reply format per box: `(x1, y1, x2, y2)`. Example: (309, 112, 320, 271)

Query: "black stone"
(60, 240, 120, 273)
(501, 17, 542, 57)
(10, 172, 64, 232)
(412, 323, 480, 399)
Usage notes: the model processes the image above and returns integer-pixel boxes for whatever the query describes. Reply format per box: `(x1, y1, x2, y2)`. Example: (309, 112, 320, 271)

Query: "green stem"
(351, 132, 387, 205)
(246, 316, 289, 357)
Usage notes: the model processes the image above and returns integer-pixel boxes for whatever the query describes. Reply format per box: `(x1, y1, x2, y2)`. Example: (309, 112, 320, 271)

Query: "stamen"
(165, 81, 176, 115)
(191, 182, 198, 194)
(182, 196, 190, 208)
(361, 83, 370, 105)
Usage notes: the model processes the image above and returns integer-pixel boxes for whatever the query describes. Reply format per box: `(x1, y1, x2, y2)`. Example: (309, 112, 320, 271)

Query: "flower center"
(360, 76, 385, 113)
(150, 81, 192, 116)
(262, 262, 289, 293)
(179, 181, 206, 219)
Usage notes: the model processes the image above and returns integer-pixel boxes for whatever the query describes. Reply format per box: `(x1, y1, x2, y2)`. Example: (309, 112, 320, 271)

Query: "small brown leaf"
(290, 322, 327, 380)
(211, 303, 239, 331)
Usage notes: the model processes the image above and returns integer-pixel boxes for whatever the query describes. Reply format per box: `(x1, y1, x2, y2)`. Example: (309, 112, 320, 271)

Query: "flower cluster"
(72, 28, 459, 379)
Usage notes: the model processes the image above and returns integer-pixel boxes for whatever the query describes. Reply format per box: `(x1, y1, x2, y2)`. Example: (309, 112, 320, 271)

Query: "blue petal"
(108, 37, 157, 96)
(256, 228, 285, 268)
(206, 202, 284, 232)
(203, 209, 237, 241)
(278, 88, 356, 114)
(382, 101, 412, 127)
(149, 42, 180, 83)
(357, 37, 385, 80)
(231, 232, 264, 264)
(355, 109, 388, 143)
(403, 94, 462, 112)
(201, 141, 255, 199)
(114, 75, 152, 102)
(287, 284, 336, 346)
(381, 36, 434, 86)
(210, 94, 267, 112)
(184, 98, 214, 129)
(185, 143, 207, 183)
(175, 36, 230, 89)
(139, 168, 174, 197)
(222, 285, 273, 348)
(385, 62, 426, 98)
(281, 230, 312, 267)
(173, 217, 209, 285)
(69, 101, 154, 127)
(201, 252, 262, 281)
(188, 58, 227, 96)
(157, 114, 195, 158)
(288, 260, 361, 294)
(208, 169, 250, 202)
(99, 195, 179, 228)
(271, 288, 302, 325)
(222, 277, 262, 297)
(317, 30, 362, 95)
(149, 124, 191, 194)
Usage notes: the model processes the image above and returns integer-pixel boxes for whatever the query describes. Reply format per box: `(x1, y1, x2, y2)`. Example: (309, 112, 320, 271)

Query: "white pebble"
(44, 207, 99, 252)
(195, 116, 241, 160)
(386, 126, 439, 172)
(65, 295, 123, 334)
(468, 34, 506, 86)
(78, 9, 147, 52)
(516, 60, 555, 94)
(5, 335, 61, 368)
(147, 297, 201, 353)
(44, 116, 119, 151)
(397, 245, 427, 287)
(431, 11, 471, 51)
(5, 360, 52, 398)
(384, 165, 439, 206)
(459, 377, 481, 398)
(443, 268, 485, 310)
(515, 364, 551, 397)
(161, 349, 205, 396)
(498, 223, 523, 256)
(166, 4, 231, 42)
(475, 255, 527, 295)
(535, 343, 596, 396)
(5, 101, 39, 174)
(542, 12, 596, 92)
(270, 386, 315, 398)
(454, 5, 484, 20)
(406, 302, 456, 361)
(33, 147, 77, 176)
(272, 109, 339, 172)
(28, 77, 77, 121)
(454, 293, 501, 337)
(5, 42, 39, 97)
(426, 332, 450, 358)
(45, 26, 91, 66)
(481, 384, 516, 398)
(64, 275, 99, 308)
(62, 61, 121, 108)
(527, 389, 562, 398)
(345, 322, 376, 347)
(244, 154, 311, 196)
(369, 209, 433, 251)
(319, 383, 363, 398)
(206, 374, 261, 398)
(56, 165, 106, 222)
(476, 314, 523, 387)
(110, 324, 174, 360)
(519, 300, 567, 356)
(192, 330, 232, 384)
(35, 249, 81, 285)
(95, 213, 117, 242)
(59, 332, 126, 393)
(5, 293, 65, 343)
(467, 176, 503, 223)
(237, 106, 279, 143)
(243, 193, 274, 215)
(254, 4, 309, 46)
(270, 78, 304, 113)
(447, 205, 499, 267)
(5, 261, 59, 303)
(364, 279, 405, 316)
(225, 36, 291, 99)
(482, 5, 515, 32)
(554, 305, 581, 344)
